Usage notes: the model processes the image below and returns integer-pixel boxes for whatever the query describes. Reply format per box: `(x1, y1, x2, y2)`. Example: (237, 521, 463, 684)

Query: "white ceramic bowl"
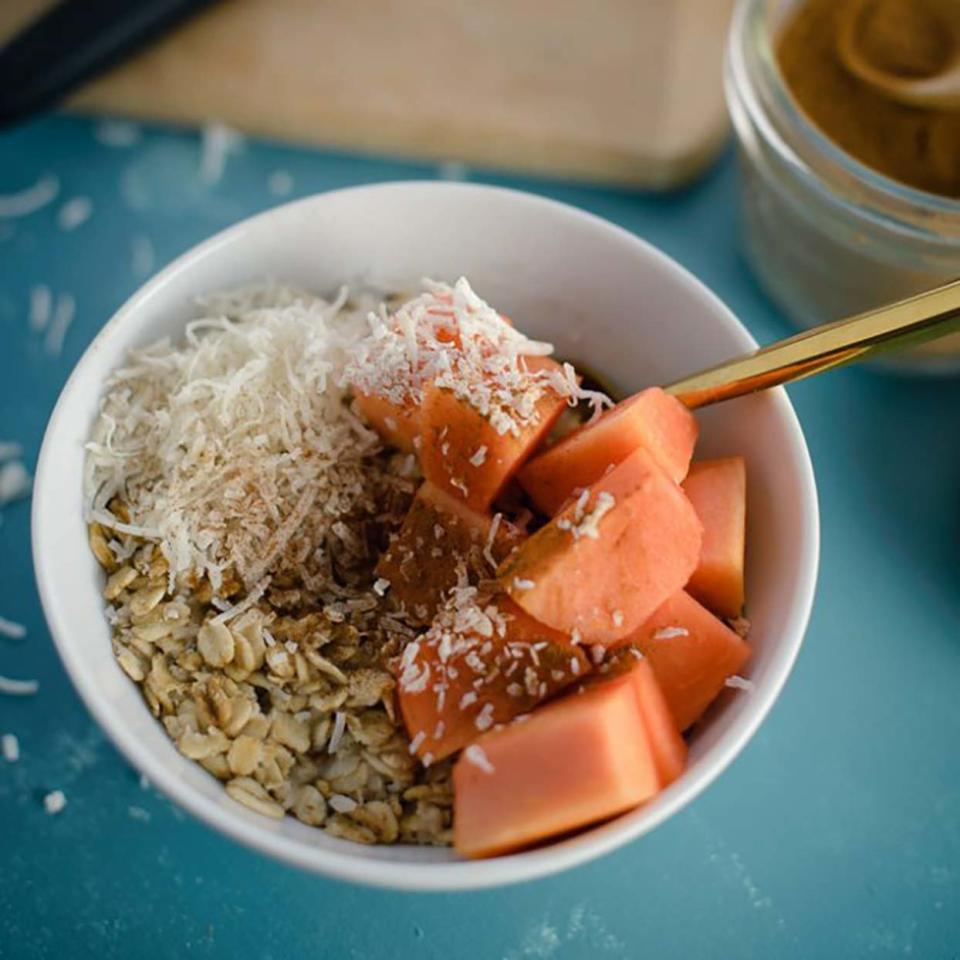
(33, 182, 819, 891)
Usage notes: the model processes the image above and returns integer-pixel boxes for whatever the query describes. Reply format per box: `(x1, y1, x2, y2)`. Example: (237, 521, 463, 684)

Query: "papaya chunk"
(453, 657, 661, 859)
(353, 390, 421, 454)
(518, 387, 698, 515)
(586, 649, 687, 787)
(682, 458, 747, 619)
(397, 595, 590, 762)
(619, 591, 750, 731)
(376, 482, 524, 622)
(419, 356, 570, 512)
(499, 446, 702, 643)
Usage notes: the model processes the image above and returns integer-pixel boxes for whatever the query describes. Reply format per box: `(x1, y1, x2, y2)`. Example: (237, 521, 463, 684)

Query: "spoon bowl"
(837, 0, 960, 110)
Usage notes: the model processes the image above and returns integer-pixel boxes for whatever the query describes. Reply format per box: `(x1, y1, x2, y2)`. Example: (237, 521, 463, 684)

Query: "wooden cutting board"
(2, 0, 734, 188)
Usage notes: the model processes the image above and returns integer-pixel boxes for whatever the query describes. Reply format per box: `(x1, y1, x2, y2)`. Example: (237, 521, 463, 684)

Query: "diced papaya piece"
(499, 446, 703, 643)
(682, 458, 747, 619)
(580, 649, 687, 787)
(354, 389, 421, 454)
(376, 483, 524, 621)
(397, 596, 590, 762)
(419, 356, 570, 512)
(453, 662, 660, 859)
(619, 591, 751, 731)
(518, 387, 698, 515)
(629, 657, 687, 786)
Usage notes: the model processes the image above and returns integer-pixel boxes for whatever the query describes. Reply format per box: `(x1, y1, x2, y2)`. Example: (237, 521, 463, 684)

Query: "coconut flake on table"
(0, 616, 26, 639)
(44, 293, 75, 356)
(0, 175, 59, 218)
(131, 234, 155, 278)
(43, 790, 66, 815)
(267, 170, 294, 196)
(28, 285, 52, 332)
(199, 122, 244, 184)
(0, 675, 38, 696)
(57, 197, 93, 231)
(0, 460, 31, 506)
(1, 733, 19, 762)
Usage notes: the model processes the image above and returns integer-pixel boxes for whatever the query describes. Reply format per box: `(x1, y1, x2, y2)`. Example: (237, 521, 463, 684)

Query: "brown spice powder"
(777, 0, 960, 197)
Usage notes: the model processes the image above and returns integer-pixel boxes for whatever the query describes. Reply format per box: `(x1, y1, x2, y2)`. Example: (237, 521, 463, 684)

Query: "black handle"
(0, 0, 219, 129)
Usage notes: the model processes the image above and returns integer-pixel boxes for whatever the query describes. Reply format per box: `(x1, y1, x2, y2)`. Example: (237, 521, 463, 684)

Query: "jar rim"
(727, 0, 960, 243)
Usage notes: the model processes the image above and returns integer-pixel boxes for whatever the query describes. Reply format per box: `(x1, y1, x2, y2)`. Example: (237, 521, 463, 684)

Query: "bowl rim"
(32, 181, 820, 891)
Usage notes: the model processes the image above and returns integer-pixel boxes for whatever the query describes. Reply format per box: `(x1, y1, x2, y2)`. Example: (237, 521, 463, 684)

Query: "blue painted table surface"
(1, 116, 958, 960)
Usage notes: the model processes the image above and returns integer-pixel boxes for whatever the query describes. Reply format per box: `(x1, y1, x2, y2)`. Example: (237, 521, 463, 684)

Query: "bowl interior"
(33, 183, 818, 890)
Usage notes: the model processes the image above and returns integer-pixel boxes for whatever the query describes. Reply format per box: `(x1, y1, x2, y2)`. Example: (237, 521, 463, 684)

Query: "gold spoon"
(837, 0, 960, 110)
(663, 279, 960, 408)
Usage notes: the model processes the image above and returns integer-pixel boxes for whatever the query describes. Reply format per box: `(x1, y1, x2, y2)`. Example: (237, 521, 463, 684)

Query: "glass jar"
(725, 0, 960, 373)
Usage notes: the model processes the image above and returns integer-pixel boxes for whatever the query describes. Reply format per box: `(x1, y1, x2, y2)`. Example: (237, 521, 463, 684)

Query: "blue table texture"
(1, 116, 959, 960)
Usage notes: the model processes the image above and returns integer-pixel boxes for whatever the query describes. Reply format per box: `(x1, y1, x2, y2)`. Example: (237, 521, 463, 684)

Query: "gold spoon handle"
(664, 279, 960, 409)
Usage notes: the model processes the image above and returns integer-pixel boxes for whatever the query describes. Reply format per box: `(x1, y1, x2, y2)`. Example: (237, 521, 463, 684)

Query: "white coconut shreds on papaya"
(84, 284, 394, 595)
(343, 277, 611, 437)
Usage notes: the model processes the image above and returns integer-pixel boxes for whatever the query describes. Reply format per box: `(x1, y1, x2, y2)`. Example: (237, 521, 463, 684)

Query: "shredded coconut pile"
(343, 278, 609, 437)
(84, 286, 384, 595)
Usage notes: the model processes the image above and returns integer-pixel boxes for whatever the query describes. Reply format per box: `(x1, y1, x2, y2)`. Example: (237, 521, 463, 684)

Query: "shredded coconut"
(463, 744, 495, 774)
(44, 292, 75, 356)
(267, 170, 294, 196)
(58, 196, 93, 231)
(1, 733, 19, 762)
(199, 122, 243, 184)
(327, 711, 347, 754)
(0, 460, 31, 505)
(0, 616, 26, 639)
(131, 234, 155, 278)
(569, 491, 616, 540)
(43, 790, 67, 815)
(484, 512, 502, 570)
(653, 626, 690, 641)
(611, 609, 624, 628)
(725, 675, 754, 691)
(512, 577, 535, 591)
(84, 285, 383, 593)
(343, 278, 601, 439)
(475, 702, 495, 731)
(0, 675, 38, 696)
(0, 175, 59, 218)
(468, 445, 488, 467)
(29, 285, 52, 332)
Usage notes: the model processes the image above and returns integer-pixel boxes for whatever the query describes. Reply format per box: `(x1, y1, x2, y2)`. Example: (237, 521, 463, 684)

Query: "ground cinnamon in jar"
(777, 0, 960, 197)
